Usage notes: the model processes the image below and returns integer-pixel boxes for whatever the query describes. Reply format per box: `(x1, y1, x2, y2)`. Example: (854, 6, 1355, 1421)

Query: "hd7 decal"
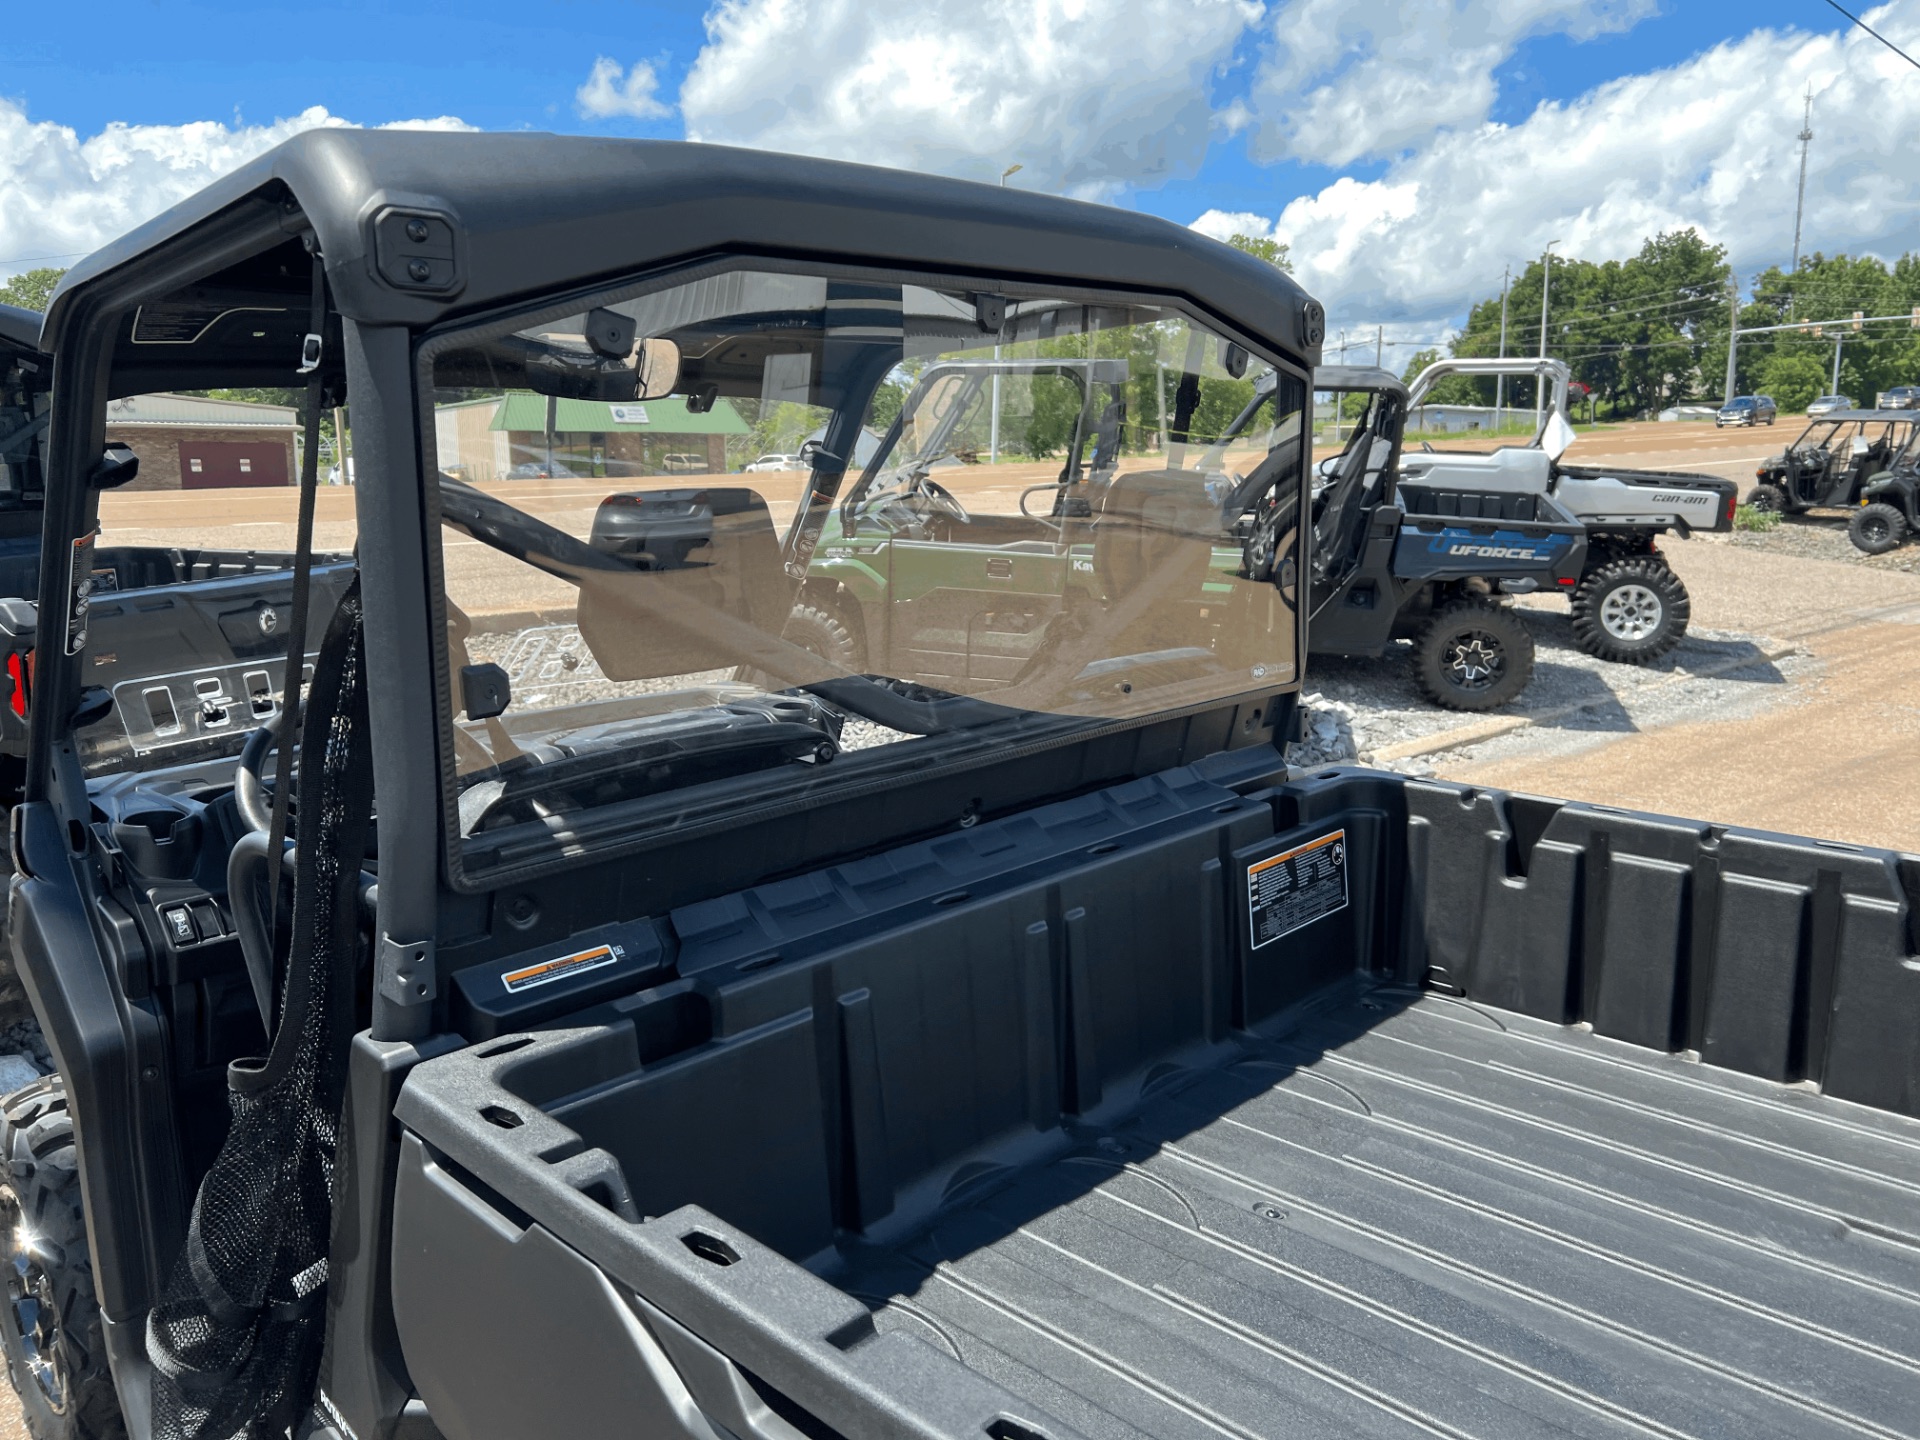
(1247, 830, 1348, 949)
(501, 943, 622, 994)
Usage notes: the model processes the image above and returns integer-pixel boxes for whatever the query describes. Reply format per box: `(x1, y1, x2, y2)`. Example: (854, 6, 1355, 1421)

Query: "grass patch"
(1734, 504, 1782, 533)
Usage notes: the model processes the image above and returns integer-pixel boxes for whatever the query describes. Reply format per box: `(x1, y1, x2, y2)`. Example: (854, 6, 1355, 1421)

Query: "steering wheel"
(234, 713, 289, 834)
(916, 475, 971, 525)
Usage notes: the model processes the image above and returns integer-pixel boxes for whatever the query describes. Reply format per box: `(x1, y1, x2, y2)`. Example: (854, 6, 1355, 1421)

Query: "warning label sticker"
(1247, 830, 1348, 949)
(501, 943, 622, 994)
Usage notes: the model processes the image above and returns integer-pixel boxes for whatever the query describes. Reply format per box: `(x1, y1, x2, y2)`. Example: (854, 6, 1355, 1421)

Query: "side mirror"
(635, 338, 681, 401)
(90, 444, 140, 490)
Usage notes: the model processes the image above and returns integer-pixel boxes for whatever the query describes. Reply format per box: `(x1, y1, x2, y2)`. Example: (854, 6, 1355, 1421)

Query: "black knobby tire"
(1412, 599, 1534, 712)
(1744, 482, 1789, 514)
(0, 1076, 124, 1440)
(1569, 555, 1691, 664)
(782, 602, 863, 670)
(1849, 502, 1909, 556)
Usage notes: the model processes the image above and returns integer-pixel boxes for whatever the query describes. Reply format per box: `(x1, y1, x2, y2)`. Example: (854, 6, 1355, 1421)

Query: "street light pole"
(1536, 240, 1559, 428)
(989, 162, 1023, 466)
(1723, 279, 1740, 406)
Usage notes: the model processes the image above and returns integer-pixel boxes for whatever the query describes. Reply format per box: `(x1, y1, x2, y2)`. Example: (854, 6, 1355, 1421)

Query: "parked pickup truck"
(6, 130, 1917, 1440)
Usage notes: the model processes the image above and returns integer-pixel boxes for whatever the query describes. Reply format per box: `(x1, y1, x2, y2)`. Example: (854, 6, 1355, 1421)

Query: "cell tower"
(1791, 88, 1814, 272)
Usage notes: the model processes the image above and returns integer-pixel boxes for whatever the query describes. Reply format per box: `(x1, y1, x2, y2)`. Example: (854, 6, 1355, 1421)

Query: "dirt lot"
(1292, 417, 1920, 850)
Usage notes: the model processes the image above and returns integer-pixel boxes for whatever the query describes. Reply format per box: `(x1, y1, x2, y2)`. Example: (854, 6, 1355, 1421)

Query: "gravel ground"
(1728, 510, 1920, 574)
(1284, 606, 1804, 775)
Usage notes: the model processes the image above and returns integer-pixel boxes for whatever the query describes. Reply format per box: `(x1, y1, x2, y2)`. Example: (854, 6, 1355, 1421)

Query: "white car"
(742, 453, 802, 472)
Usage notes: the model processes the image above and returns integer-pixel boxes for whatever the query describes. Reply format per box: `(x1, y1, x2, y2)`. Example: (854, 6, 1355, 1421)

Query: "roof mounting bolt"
(405, 219, 430, 243)
(407, 259, 432, 283)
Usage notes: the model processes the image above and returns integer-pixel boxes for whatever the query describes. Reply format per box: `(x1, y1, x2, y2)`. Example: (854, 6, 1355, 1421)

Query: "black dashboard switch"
(161, 905, 197, 946)
(189, 902, 223, 939)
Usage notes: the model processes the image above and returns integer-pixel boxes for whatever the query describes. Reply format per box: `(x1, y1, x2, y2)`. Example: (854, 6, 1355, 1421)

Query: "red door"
(177, 440, 290, 489)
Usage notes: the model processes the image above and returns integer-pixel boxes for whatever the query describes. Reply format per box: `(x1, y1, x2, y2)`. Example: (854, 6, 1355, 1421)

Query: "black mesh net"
(149, 579, 374, 1439)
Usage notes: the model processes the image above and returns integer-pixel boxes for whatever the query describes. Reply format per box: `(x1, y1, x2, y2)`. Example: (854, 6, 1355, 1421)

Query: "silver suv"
(1716, 394, 1777, 427)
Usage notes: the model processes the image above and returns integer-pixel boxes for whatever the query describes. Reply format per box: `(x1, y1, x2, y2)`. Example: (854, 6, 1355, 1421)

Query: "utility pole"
(1331, 331, 1348, 442)
(1791, 88, 1814, 274)
(1495, 265, 1510, 431)
(1723, 279, 1740, 406)
(1375, 325, 1383, 368)
(989, 162, 1022, 465)
(1832, 335, 1844, 394)
(1537, 241, 1559, 426)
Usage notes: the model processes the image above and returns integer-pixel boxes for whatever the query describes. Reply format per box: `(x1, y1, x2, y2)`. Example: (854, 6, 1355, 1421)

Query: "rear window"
(421, 262, 1308, 879)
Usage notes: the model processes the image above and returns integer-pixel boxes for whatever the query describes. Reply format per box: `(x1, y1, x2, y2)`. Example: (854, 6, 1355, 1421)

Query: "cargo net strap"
(149, 577, 373, 1440)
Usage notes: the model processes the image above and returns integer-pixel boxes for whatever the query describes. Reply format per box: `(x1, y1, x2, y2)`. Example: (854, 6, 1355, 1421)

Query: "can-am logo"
(1652, 491, 1717, 505)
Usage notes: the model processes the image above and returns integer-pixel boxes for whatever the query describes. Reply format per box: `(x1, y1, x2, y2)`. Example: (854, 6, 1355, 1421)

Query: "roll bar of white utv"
(1404, 356, 1571, 417)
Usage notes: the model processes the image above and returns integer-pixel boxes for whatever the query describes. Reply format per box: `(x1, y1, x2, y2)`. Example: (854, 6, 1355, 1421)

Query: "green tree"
(1399, 346, 1477, 404)
(0, 266, 65, 314)
(1755, 353, 1827, 414)
(1737, 252, 1920, 405)
(1443, 231, 1730, 417)
(1227, 234, 1293, 274)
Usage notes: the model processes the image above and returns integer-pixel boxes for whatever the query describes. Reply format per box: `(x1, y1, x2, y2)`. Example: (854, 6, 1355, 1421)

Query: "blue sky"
(4, 0, 1850, 225)
(5, 1, 1916, 328)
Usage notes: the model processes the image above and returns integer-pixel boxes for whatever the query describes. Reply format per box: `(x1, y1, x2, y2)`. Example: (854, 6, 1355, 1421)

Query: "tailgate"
(1557, 463, 1739, 531)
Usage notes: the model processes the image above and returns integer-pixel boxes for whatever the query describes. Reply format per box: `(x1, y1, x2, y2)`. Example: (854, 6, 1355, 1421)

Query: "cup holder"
(112, 809, 204, 880)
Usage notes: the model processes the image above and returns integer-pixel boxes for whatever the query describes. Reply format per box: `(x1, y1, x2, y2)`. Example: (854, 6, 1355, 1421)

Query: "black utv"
(1848, 425, 1920, 553)
(4, 131, 1918, 1440)
(1745, 409, 1920, 514)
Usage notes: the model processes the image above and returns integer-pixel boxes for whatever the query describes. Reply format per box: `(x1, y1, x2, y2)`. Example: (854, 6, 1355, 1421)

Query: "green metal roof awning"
(490, 393, 747, 435)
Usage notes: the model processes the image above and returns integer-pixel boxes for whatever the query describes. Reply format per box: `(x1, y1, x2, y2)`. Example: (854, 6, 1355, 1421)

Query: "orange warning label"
(501, 943, 621, 994)
(1247, 830, 1347, 949)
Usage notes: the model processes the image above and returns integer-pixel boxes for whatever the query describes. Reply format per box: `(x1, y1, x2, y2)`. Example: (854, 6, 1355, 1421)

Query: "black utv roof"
(1313, 364, 1404, 395)
(0, 304, 41, 353)
(45, 129, 1324, 365)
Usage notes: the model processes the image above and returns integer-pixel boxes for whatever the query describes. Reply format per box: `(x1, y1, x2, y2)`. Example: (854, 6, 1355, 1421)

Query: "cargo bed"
(834, 984, 1920, 1439)
(392, 768, 1920, 1440)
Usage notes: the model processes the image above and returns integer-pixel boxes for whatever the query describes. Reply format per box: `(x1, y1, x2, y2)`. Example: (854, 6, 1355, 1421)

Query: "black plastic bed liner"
(836, 985, 1920, 1440)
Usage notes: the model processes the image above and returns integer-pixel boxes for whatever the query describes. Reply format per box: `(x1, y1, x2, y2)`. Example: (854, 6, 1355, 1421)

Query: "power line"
(0, 252, 87, 267)
(1820, 0, 1920, 71)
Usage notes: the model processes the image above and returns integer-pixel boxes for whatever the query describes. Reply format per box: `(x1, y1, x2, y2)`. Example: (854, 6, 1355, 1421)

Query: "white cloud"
(1217, 9, 1920, 326)
(576, 57, 672, 120)
(0, 102, 471, 289)
(1249, 0, 1658, 167)
(677, 0, 1261, 197)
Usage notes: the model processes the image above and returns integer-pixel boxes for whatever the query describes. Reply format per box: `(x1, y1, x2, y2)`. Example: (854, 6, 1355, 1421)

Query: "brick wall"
(106, 426, 297, 491)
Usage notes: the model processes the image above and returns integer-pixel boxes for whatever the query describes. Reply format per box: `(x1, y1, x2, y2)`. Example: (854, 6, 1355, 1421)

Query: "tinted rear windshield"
(422, 264, 1308, 878)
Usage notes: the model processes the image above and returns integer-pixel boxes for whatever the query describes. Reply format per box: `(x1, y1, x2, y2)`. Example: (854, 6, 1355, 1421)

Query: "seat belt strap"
(265, 254, 329, 985)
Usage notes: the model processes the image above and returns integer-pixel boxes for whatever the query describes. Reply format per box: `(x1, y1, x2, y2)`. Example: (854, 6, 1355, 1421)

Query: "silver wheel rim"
(1600, 583, 1663, 641)
(1442, 628, 1506, 690)
(3, 1200, 71, 1416)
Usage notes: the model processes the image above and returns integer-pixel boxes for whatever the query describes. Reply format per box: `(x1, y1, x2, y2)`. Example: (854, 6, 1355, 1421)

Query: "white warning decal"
(1247, 830, 1348, 949)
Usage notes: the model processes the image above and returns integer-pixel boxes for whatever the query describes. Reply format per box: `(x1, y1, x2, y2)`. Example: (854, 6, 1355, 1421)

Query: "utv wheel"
(1569, 555, 1691, 664)
(782, 602, 863, 670)
(1413, 600, 1534, 712)
(1744, 483, 1789, 514)
(0, 1076, 124, 1440)
(1849, 502, 1908, 555)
